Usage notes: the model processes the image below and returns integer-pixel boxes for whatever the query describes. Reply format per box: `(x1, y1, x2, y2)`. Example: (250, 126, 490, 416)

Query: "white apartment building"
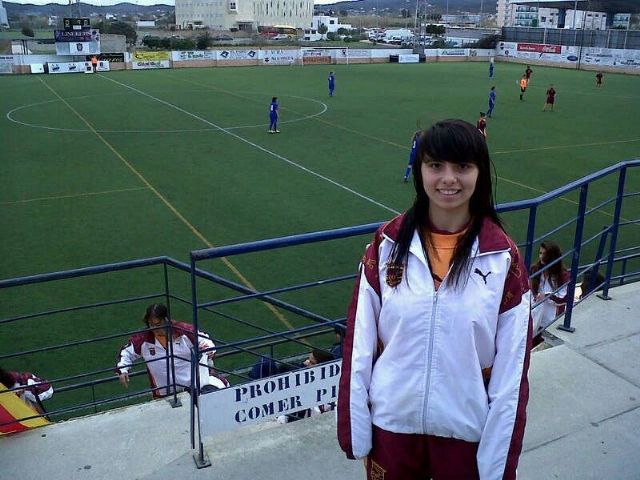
(0, 0, 8, 28)
(175, 0, 313, 32)
(310, 15, 351, 33)
(498, 1, 628, 31)
(303, 15, 352, 41)
(496, 0, 509, 28)
(564, 9, 607, 30)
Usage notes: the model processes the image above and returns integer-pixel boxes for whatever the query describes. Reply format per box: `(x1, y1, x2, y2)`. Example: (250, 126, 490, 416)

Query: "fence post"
(190, 254, 211, 469)
(167, 319, 181, 408)
(600, 166, 627, 300)
(523, 206, 537, 273)
(558, 184, 589, 332)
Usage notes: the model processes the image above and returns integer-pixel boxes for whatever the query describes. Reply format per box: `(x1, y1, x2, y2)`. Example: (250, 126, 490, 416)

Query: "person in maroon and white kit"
(476, 112, 488, 139)
(543, 84, 557, 112)
(0, 368, 53, 413)
(337, 119, 532, 480)
(116, 303, 225, 399)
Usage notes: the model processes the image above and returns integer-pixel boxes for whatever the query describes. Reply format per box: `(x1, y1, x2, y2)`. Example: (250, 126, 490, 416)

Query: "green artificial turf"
(1, 61, 639, 416)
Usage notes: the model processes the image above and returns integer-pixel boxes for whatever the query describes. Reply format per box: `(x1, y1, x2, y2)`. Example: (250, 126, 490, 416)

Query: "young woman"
(337, 119, 532, 480)
(116, 303, 226, 398)
(530, 240, 570, 336)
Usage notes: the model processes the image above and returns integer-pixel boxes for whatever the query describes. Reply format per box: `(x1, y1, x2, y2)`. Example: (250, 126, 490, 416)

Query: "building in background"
(175, 0, 314, 32)
(0, 0, 9, 28)
(498, 1, 631, 30)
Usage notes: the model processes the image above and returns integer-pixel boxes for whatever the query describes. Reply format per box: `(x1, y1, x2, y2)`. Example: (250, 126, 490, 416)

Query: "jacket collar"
(381, 213, 512, 254)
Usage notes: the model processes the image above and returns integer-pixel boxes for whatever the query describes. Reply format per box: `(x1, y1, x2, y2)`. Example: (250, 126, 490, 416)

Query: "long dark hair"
(531, 240, 564, 293)
(143, 303, 169, 327)
(389, 119, 502, 288)
(0, 368, 14, 389)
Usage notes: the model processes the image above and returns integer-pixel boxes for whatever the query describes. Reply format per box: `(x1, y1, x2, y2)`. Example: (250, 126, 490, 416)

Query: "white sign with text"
(199, 360, 341, 437)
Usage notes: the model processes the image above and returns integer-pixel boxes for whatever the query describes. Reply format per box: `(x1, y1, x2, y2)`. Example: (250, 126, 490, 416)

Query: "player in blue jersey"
(403, 131, 420, 182)
(488, 58, 494, 78)
(328, 71, 336, 96)
(268, 97, 279, 133)
(487, 86, 496, 117)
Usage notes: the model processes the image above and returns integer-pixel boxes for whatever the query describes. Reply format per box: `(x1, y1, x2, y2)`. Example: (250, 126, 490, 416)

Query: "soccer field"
(1, 61, 639, 411)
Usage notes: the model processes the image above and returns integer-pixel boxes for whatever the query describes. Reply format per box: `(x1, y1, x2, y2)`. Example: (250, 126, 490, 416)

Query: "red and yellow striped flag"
(0, 382, 49, 435)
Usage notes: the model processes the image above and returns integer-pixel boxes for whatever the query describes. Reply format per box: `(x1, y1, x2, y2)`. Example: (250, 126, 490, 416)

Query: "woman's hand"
(199, 341, 216, 359)
(118, 372, 129, 388)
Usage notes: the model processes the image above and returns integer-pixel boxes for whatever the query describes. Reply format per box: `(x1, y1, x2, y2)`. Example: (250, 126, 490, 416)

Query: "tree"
(196, 32, 212, 50)
(20, 22, 34, 37)
(317, 22, 328, 39)
(95, 20, 137, 44)
(339, 10, 348, 17)
(473, 34, 500, 49)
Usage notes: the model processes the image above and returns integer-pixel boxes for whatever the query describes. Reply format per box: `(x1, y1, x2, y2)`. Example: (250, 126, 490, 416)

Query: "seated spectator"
(281, 348, 336, 423)
(303, 348, 334, 368)
(578, 269, 605, 300)
(0, 367, 53, 414)
(249, 355, 280, 380)
(329, 326, 344, 359)
(115, 303, 223, 399)
(530, 241, 571, 342)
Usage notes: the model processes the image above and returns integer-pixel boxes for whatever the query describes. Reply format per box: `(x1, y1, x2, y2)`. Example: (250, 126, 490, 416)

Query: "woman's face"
(421, 159, 478, 222)
(539, 247, 548, 264)
(148, 315, 166, 329)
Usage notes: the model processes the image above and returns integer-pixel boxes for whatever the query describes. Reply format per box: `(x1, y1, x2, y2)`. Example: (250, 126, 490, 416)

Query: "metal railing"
(1, 160, 639, 429)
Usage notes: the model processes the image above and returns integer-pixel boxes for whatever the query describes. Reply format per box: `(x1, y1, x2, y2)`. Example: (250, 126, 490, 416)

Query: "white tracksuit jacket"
(337, 215, 532, 480)
(116, 321, 216, 398)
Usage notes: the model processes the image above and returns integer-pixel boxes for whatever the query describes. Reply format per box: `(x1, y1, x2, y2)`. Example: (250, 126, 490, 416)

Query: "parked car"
(212, 34, 234, 41)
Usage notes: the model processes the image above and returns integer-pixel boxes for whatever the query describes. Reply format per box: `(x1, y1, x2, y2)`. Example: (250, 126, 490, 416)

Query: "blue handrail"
(0, 160, 638, 428)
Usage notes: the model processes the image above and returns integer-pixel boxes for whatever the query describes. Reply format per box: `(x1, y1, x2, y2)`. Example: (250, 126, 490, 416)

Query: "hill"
(3, 2, 174, 18)
(323, 0, 495, 14)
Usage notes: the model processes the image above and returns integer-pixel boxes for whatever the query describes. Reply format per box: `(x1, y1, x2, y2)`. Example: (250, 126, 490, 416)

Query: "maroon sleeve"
(10, 371, 51, 397)
(501, 241, 533, 480)
(337, 229, 383, 459)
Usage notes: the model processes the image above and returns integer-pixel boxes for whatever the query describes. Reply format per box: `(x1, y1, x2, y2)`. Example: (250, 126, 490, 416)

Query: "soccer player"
(525, 65, 533, 84)
(477, 112, 487, 138)
(595, 71, 604, 88)
(328, 71, 336, 97)
(543, 84, 557, 112)
(488, 58, 494, 79)
(268, 96, 280, 133)
(91, 55, 98, 73)
(403, 131, 420, 183)
(487, 86, 496, 117)
(519, 75, 528, 101)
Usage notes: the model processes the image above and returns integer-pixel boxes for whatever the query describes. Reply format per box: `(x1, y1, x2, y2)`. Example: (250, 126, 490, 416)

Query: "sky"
(4, 0, 348, 5)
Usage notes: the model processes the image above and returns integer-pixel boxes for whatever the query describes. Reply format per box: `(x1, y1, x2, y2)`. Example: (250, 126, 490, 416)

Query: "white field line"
(100, 75, 400, 215)
(1, 187, 148, 206)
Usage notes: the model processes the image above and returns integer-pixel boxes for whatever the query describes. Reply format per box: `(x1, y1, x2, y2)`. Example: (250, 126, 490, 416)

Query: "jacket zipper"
(423, 288, 438, 431)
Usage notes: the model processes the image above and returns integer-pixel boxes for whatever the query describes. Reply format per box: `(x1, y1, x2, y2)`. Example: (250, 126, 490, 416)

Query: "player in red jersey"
(543, 84, 557, 112)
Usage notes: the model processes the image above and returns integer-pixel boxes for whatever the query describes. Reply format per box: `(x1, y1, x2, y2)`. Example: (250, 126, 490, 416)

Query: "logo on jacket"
(385, 261, 403, 287)
(149, 347, 156, 356)
(474, 268, 492, 284)
(369, 460, 386, 480)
